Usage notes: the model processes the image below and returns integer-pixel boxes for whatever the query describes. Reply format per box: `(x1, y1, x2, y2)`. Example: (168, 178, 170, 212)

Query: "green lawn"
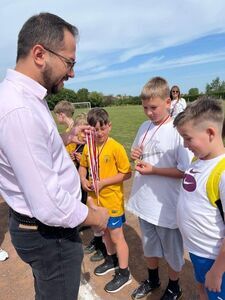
(105, 106, 146, 153)
(54, 105, 147, 154)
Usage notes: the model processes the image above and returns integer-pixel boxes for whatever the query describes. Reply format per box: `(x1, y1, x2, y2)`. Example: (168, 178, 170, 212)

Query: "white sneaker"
(0, 248, 9, 261)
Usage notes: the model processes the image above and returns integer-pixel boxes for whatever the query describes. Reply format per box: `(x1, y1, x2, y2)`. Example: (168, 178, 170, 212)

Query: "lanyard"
(140, 114, 170, 148)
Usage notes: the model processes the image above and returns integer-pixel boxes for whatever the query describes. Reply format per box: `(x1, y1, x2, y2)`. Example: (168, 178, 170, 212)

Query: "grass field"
(54, 105, 147, 154)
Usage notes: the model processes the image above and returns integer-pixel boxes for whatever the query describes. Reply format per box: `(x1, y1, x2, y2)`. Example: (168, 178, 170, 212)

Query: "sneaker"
(84, 238, 96, 254)
(0, 248, 9, 261)
(90, 249, 106, 262)
(131, 279, 161, 299)
(104, 270, 132, 293)
(160, 288, 183, 300)
(94, 255, 119, 276)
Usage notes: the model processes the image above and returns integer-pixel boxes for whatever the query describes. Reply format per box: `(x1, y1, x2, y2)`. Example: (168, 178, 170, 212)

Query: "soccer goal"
(72, 102, 91, 117)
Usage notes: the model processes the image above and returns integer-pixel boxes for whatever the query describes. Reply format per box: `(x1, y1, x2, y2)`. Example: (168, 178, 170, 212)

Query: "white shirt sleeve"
(0, 108, 88, 227)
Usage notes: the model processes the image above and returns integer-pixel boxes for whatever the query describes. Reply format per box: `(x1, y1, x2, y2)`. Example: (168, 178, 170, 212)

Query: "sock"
(106, 253, 118, 264)
(148, 268, 159, 284)
(167, 279, 180, 293)
(119, 267, 129, 276)
(94, 236, 103, 248)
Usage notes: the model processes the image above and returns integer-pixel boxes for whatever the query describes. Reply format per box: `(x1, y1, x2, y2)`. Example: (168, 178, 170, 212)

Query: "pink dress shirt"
(0, 69, 88, 227)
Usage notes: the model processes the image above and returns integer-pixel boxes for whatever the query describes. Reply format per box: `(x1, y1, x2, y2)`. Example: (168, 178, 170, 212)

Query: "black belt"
(10, 208, 38, 225)
(10, 209, 78, 236)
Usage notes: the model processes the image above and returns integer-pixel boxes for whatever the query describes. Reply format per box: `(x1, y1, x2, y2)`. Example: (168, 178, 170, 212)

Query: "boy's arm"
(205, 237, 225, 292)
(205, 172, 225, 292)
(79, 165, 93, 192)
(135, 161, 184, 178)
(98, 172, 132, 191)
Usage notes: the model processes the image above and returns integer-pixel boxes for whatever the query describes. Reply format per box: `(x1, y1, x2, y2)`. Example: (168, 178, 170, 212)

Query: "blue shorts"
(190, 252, 225, 300)
(107, 214, 126, 229)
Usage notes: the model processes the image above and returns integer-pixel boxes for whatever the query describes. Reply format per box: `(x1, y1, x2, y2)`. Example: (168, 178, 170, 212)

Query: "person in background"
(0, 12, 108, 300)
(170, 85, 187, 118)
(54, 100, 78, 160)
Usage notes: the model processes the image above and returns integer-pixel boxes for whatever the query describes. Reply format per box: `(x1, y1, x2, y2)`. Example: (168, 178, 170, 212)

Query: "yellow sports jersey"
(80, 137, 131, 216)
(66, 143, 76, 156)
(65, 126, 77, 156)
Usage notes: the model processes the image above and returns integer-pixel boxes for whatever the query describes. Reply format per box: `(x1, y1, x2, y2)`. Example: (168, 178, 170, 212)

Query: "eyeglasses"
(43, 46, 76, 71)
(172, 90, 179, 94)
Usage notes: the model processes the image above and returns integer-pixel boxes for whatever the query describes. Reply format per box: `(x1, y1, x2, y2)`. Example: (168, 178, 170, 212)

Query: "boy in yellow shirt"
(79, 108, 132, 293)
(54, 100, 77, 158)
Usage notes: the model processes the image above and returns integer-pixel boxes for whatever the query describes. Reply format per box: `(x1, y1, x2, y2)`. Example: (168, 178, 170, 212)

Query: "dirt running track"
(0, 177, 198, 299)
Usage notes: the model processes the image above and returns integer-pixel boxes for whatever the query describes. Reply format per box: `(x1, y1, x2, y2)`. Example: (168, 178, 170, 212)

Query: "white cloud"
(1, 0, 225, 92)
(70, 50, 225, 84)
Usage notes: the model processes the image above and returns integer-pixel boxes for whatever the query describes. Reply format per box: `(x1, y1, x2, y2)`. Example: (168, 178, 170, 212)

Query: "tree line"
(47, 77, 225, 110)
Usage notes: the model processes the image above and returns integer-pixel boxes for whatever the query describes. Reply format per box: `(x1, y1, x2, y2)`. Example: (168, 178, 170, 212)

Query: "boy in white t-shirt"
(174, 97, 225, 300)
(127, 77, 191, 300)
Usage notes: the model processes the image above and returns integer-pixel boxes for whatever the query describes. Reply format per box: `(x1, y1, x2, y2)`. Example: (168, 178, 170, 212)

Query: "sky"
(1, 0, 225, 96)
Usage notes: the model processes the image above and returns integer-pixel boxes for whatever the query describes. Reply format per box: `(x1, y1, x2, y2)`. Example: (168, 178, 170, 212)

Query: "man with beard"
(0, 13, 109, 300)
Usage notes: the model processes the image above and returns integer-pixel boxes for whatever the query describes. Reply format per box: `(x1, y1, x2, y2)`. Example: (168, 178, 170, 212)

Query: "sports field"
(54, 105, 147, 154)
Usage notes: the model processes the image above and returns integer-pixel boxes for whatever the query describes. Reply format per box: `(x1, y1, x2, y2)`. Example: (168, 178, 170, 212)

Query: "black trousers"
(9, 210, 83, 300)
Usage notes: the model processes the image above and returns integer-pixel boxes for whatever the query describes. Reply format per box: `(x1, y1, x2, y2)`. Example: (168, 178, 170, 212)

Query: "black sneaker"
(84, 238, 96, 254)
(131, 279, 161, 299)
(160, 288, 183, 300)
(94, 256, 119, 275)
(104, 270, 132, 293)
(90, 249, 106, 262)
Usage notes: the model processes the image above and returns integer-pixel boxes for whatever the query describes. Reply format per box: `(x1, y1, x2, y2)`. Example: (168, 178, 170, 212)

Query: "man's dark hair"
(87, 108, 110, 127)
(16, 12, 79, 62)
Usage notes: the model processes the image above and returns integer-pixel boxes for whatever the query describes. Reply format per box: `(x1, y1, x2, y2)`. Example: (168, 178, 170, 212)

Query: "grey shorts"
(139, 218, 184, 272)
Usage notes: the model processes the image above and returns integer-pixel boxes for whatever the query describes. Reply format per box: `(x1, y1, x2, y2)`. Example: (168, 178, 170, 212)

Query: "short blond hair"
(74, 113, 88, 126)
(53, 100, 74, 117)
(141, 77, 170, 101)
(174, 96, 224, 133)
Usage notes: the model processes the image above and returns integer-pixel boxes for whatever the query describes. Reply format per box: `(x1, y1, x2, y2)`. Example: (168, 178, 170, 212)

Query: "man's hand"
(83, 197, 109, 232)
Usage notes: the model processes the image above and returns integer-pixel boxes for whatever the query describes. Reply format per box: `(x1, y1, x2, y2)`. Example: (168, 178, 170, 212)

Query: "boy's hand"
(81, 178, 94, 192)
(135, 161, 154, 175)
(69, 152, 75, 161)
(205, 267, 222, 292)
(96, 180, 105, 192)
(74, 152, 82, 162)
(131, 146, 143, 160)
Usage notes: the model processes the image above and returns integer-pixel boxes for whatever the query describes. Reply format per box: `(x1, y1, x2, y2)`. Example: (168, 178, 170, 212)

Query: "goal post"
(72, 102, 91, 117)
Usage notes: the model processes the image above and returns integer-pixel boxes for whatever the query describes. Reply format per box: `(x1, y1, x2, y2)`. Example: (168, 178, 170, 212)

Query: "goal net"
(72, 102, 91, 117)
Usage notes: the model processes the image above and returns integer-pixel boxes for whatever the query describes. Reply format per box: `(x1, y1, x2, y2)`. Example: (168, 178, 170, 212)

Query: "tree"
(188, 88, 199, 96)
(46, 88, 77, 110)
(76, 88, 89, 102)
(88, 91, 104, 107)
(205, 77, 225, 94)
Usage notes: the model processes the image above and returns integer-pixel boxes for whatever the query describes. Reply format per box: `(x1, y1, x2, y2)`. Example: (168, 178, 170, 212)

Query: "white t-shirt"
(177, 155, 225, 259)
(127, 119, 191, 229)
(170, 98, 186, 117)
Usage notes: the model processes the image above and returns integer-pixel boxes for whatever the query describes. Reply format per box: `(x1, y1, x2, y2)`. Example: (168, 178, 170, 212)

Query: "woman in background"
(170, 85, 187, 117)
